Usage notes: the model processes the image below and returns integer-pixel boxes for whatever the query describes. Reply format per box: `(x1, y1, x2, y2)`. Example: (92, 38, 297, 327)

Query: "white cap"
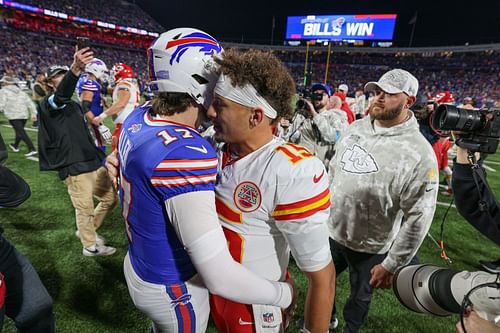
(338, 84, 348, 93)
(364, 69, 418, 97)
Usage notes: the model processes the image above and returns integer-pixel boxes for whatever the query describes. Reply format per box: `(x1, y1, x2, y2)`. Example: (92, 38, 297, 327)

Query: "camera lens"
(433, 104, 485, 132)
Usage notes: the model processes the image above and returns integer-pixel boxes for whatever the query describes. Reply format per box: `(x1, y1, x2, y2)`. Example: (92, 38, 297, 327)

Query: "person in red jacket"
(334, 84, 355, 124)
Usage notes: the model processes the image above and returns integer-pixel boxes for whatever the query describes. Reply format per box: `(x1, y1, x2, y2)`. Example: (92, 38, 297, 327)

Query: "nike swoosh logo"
(425, 188, 433, 192)
(313, 170, 325, 183)
(186, 145, 208, 154)
(238, 318, 254, 326)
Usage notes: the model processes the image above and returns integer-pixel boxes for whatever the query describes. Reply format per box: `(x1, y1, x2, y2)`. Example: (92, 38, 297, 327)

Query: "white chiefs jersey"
(215, 137, 331, 282)
(112, 79, 140, 124)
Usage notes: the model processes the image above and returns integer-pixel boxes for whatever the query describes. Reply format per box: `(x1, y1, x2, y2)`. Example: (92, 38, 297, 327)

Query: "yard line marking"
(448, 160, 496, 172)
(483, 164, 496, 172)
(2, 124, 38, 132)
(437, 201, 455, 208)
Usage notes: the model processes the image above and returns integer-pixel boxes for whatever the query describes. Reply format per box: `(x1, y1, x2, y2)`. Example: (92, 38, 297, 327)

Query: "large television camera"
(432, 104, 500, 153)
(393, 264, 500, 324)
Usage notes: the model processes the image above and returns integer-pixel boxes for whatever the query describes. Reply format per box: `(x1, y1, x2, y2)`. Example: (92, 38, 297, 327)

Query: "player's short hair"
(151, 92, 197, 116)
(214, 49, 295, 123)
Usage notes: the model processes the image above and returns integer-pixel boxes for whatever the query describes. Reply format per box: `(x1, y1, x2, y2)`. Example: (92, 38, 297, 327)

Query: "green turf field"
(0, 115, 498, 333)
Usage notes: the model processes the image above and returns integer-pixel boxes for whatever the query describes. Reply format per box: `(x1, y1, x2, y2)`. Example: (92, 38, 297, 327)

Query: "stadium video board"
(286, 14, 397, 41)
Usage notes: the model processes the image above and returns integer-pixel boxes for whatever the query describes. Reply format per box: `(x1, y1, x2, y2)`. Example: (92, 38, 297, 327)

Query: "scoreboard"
(286, 14, 397, 41)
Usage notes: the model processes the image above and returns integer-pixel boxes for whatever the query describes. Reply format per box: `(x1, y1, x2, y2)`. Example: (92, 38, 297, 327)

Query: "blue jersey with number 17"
(118, 103, 218, 285)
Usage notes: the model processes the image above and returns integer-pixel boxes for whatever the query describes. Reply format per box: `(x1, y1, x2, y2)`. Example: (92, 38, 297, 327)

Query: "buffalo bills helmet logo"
(166, 32, 222, 65)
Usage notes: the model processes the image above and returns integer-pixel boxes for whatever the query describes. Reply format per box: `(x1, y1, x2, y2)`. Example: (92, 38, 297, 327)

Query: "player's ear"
(250, 107, 264, 128)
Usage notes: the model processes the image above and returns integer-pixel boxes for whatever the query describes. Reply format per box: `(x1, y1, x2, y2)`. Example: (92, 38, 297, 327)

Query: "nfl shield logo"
(262, 312, 274, 323)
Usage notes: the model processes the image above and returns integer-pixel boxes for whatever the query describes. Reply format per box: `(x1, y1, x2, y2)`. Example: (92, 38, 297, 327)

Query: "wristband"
(100, 112, 108, 120)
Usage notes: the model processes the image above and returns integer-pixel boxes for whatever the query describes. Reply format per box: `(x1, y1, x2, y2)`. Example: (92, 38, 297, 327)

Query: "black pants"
(0, 235, 54, 332)
(8, 119, 35, 152)
(330, 238, 386, 333)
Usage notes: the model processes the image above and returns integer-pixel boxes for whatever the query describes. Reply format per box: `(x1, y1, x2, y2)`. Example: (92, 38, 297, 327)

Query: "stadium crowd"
(19, 0, 163, 32)
(0, 22, 498, 108)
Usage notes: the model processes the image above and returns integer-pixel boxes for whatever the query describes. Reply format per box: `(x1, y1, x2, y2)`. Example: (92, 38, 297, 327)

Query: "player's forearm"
(193, 236, 293, 308)
(165, 191, 293, 308)
(104, 102, 126, 117)
(84, 110, 95, 122)
(303, 261, 335, 333)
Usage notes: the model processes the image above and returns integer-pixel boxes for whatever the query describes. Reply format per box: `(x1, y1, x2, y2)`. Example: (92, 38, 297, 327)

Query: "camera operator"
(452, 144, 500, 273)
(280, 83, 348, 168)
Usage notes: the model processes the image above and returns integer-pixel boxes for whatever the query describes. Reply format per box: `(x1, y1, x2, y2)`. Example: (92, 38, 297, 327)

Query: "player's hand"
(456, 309, 500, 333)
(106, 150, 120, 189)
(98, 124, 112, 144)
(70, 47, 93, 76)
(92, 116, 102, 126)
(369, 264, 394, 289)
(282, 274, 298, 329)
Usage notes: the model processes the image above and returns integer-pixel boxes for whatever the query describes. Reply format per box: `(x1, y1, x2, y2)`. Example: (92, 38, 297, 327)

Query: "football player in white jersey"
(92, 63, 140, 150)
(207, 49, 335, 333)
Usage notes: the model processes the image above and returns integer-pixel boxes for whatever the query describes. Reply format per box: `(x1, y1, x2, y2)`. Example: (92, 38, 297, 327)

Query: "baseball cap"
(311, 83, 332, 96)
(338, 84, 348, 93)
(46, 65, 69, 79)
(364, 69, 419, 97)
(0, 76, 17, 84)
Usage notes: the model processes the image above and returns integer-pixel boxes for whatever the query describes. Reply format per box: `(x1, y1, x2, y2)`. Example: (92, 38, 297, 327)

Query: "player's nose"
(207, 104, 217, 119)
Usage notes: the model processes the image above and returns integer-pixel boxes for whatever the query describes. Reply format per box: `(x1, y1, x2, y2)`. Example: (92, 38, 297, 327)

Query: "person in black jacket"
(38, 47, 117, 257)
(0, 164, 55, 332)
(452, 145, 500, 273)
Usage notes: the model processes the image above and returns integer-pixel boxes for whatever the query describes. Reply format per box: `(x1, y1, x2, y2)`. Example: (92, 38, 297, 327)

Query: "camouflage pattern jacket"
(327, 113, 438, 273)
(281, 108, 348, 167)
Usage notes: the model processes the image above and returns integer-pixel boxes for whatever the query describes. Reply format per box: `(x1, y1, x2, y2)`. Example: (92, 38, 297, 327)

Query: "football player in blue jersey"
(77, 58, 112, 150)
(114, 28, 295, 333)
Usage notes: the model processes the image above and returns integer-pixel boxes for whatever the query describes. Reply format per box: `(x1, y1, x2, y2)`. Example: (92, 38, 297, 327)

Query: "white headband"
(214, 74, 278, 119)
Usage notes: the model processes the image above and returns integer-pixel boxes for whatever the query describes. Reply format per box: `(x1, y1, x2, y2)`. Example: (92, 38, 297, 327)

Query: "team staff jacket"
(0, 85, 37, 120)
(328, 113, 439, 273)
(281, 109, 348, 166)
(215, 137, 332, 281)
(452, 160, 500, 245)
(38, 71, 104, 175)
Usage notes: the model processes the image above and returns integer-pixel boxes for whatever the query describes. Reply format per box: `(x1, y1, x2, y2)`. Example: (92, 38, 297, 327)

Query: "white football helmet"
(147, 27, 223, 110)
(85, 58, 108, 81)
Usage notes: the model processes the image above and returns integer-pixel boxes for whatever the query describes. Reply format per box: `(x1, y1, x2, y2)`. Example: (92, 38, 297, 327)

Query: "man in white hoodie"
(327, 69, 439, 333)
(0, 76, 37, 157)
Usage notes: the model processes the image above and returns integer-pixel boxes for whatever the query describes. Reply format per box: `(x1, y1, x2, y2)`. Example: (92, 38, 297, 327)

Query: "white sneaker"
(24, 151, 37, 157)
(83, 244, 116, 257)
(75, 230, 106, 246)
(8, 144, 19, 153)
(329, 317, 339, 330)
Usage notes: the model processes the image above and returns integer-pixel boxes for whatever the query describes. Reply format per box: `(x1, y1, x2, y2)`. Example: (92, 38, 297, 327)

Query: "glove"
(98, 124, 112, 144)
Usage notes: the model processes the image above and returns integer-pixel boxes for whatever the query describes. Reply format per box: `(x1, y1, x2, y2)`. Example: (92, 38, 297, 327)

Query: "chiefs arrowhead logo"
(340, 144, 379, 174)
